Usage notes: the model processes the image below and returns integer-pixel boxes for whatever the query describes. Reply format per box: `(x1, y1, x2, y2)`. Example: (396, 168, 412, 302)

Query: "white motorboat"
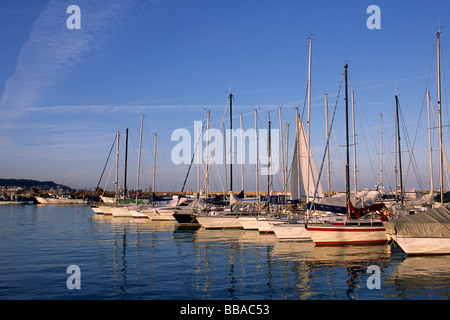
(35, 195, 87, 205)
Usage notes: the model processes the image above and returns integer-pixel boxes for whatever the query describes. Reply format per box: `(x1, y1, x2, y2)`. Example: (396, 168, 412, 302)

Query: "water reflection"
(90, 216, 178, 298)
(6, 205, 449, 299)
(272, 241, 398, 299)
(385, 255, 450, 299)
(88, 215, 449, 300)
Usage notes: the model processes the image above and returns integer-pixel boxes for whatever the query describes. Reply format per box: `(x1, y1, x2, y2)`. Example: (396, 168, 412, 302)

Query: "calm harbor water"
(1, 204, 449, 301)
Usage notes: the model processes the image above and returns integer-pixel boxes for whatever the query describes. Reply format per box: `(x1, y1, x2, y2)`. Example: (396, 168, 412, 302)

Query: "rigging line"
(441, 42, 450, 189)
(203, 99, 229, 194)
(214, 157, 225, 193)
(156, 135, 177, 191)
(283, 108, 300, 193)
(353, 91, 378, 185)
(103, 152, 116, 194)
(403, 67, 434, 191)
(255, 111, 271, 177)
(331, 106, 345, 182)
(312, 68, 345, 200)
(178, 114, 207, 200)
(210, 128, 226, 194)
(103, 132, 125, 193)
(401, 38, 437, 191)
(398, 100, 424, 191)
(441, 39, 449, 131)
(96, 133, 117, 191)
(430, 98, 450, 188)
(112, 132, 126, 189)
(280, 124, 290, 194)
(300, 80, 309, 122)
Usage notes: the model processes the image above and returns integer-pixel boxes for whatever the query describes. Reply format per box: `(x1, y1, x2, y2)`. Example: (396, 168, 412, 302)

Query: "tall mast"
(351, 90, 357, 193)
(229, 92, 233, 194)
(124, 128, 128, 202)
(279, 106, 285, 194)
(152, 133, 157, 195)
(306, 36, 312, 203)
(380, 113, 383, 188)
(223, 121, 227, 191)
(255, 109, 259, 200)
(394, 107, 398, 197)
(344, 64, 350, 215)
(395, 95, 404, 205)
(136, 115, 144, 204)
(295, 107, 301, 199)
(267, 112, 272, 195)
(115, 130, 120, 203)
(427, 90, 434, 194)
(437, 30, 444, 204)
(285, 122, 289, 210)
(197, 126, 200, 193)
(325, 93, 332, 197)
(240, 113, 244, 191)
(206, 110, 210, 197)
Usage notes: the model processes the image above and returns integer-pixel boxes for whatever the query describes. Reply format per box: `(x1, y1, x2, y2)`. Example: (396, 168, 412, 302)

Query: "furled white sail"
(290, 115, 324, 200)
(290, 125, 303, 200)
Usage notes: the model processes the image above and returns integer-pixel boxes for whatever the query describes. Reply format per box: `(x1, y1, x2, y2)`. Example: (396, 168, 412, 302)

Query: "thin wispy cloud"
(0, 0, 134, 116)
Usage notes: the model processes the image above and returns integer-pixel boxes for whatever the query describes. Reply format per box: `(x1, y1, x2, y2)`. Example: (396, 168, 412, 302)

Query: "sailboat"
(272, 109, 334, 240)
(290, 112, 325, 203)
(196, 94, 263, 229)
(272, 38, 339, 241)
(111, 128, 135, 217)
(384, 31, 450, 255)
(95, 131, 123, 214)
(128, 115, 150, 218)
(306, 63, 388, 245)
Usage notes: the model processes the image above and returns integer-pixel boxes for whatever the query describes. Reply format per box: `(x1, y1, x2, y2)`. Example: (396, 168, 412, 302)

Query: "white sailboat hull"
(273, 223, 310, 241)
(97, 205, 113, 215)
(151, 208, 176, 221)
(390, 235, 450, 255)
(111, 207, 132, 217)
(306, 225, 387, 245)
(238, 217, 259, 230)
(129, 209, 150, 219)
(90, 206, 104, 214)
(140, 208, 175, 220)
(257, 218, 278, 233)
(197, 215, 243, 229)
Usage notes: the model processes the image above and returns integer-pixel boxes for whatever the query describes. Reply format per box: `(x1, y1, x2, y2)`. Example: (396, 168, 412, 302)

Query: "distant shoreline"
(0, 178, 71, 191)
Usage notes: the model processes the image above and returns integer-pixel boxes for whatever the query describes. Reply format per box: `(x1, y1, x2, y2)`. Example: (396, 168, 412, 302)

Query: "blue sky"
(0, 0, 449, 194)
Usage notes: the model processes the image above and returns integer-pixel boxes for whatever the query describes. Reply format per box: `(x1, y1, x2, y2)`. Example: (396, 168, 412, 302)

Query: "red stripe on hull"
(307, 227, 385, 232)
